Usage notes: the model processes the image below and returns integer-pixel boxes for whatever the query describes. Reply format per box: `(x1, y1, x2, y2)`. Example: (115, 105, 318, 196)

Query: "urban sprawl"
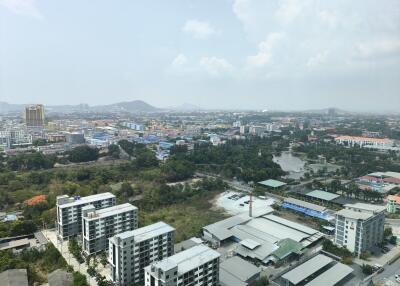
(1, 104, 400, 286)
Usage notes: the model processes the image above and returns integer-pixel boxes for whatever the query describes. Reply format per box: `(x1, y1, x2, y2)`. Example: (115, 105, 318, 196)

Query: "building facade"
(334, 203, 385, 257)
(25, 104, 45, 128)
(144, 245, 220, 286)
(82, 203, 138, 255)
(56, 193, 116, 240)
(109, 222, 175, 286)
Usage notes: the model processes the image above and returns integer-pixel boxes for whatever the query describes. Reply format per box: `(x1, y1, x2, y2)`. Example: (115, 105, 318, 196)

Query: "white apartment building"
(82, 203, 138, 255)
(56, 193, 116, 240)
(109, 222, 175, 286)
(0, 129, 32, 149)
(144, 245, 220, 286)
(334, 203, 385, 257)
(335, 135, 393, 149)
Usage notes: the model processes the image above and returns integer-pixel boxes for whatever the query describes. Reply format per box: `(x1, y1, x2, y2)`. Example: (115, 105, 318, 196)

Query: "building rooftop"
(271, 238, 303, 260)
(306, 190, 340, 201)
(304, 262, 353, 286)
(335, 136, 391, 143)
(258, 179, 287, 188)
(344, 203, 386, 213)
(220, 256, 260, 285)
(84, 203, 137, 220)
(152, 245, 220, 275)
(284, 197, 326, 212)
(281, 254, 333, 285)
(113, 221, 174, 243)
(0, 269, 29, 286)
(336, 209, 373, 220)
(58, 192, 115, 208)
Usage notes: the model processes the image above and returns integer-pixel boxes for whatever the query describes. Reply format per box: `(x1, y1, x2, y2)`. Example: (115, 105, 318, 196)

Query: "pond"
(273, 151, 306, 180)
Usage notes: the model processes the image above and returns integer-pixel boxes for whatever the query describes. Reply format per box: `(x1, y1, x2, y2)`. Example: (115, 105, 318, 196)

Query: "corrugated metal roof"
(220, 256, 260, 283)
(283, 197, 326, 213)
(306, 190, 340, 201)
(240, 239, 261, 250)
(258, 179, 287, 188)
(281, 254, 333, 284)
(305, 263, 353, 286)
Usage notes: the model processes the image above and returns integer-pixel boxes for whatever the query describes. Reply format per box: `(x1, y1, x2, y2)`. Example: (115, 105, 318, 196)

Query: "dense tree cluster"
(0, 244, 67, 284)
(185, 138, 285, 182)
(7, 152, 56, 171)
(68, 145, 99, 163)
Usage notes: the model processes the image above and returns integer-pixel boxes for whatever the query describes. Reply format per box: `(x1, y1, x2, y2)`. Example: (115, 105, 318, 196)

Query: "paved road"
(372, 258, 400, 285)
(44, 229, 99, 286)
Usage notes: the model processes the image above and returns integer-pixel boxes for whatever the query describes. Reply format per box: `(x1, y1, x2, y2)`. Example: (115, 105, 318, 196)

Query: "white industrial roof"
(306, 190, 340, 201)
(305, 262, 353, 286)
(114, 221, 174, 242)
(281, 254, 333, 284)
(220, 256, 260, 283)
(84, 203, 137, 220)
(239, 239, 261, 250)
(58, 192, 115, 208)
(284, 197, 326, 212)
(153, 245, 220, 275)
(264, 214, 320, 236)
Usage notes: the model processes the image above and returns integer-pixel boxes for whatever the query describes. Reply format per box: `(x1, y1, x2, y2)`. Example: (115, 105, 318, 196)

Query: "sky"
(0, 0, 400, 112)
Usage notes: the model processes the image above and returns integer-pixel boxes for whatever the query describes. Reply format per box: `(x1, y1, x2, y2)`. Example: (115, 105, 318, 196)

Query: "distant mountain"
(92, 100, 158, 112)
(0, 102, 25, 113)
(0, 100, 158, 114)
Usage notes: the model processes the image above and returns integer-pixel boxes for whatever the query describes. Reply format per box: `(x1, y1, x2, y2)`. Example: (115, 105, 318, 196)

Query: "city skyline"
(1, 0, 400, 112)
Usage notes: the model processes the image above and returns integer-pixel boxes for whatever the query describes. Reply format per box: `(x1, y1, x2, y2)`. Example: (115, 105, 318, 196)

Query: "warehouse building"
(282, 197, 331, 221)
(278, 254, 353, 286)
(82, 203, 138, 255)
(203, 211, 323, 265)
(108, 222, 175, 286)
(219, 256, 261, 286)
(144, 245, 220, 286)
(56, 193, 116, 239)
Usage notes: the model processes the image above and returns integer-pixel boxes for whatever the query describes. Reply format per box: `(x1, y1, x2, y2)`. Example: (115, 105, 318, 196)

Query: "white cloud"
(247, 32, 285, 67)
(307, 50, 329, 68)
(171, 54, 188, 68)
(182, 20, 217, 39)
(355, 39, 400, 58)
(0, 0, 42, 19)
(200, 57, 234, 76)
(275, 0, 304, 25)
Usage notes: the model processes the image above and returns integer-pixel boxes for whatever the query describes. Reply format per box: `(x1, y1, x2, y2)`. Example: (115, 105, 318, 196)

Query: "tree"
(252, 276, 269, 286)
(118, 182, 134, 198)
(68, 146, 99, 163)
(11, 220, 38, 236)
(135, 151, 158, 168)
(384, 227, 393, 238)
(73, 272, 89, 286)
(108, 144, 120, 159)
(32, 138, 47, 146)
(361, 264, 374, 275)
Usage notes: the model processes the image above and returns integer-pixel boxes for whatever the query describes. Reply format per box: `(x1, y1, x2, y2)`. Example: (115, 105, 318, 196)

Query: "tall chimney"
(249, 192, 253, 217)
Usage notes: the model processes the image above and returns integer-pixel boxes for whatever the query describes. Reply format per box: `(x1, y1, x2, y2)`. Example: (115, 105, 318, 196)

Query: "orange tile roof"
(24, 195, 47, 206)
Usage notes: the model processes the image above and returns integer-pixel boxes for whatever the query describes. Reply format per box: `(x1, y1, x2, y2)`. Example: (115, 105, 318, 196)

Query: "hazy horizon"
(1, 0, 400, 112)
